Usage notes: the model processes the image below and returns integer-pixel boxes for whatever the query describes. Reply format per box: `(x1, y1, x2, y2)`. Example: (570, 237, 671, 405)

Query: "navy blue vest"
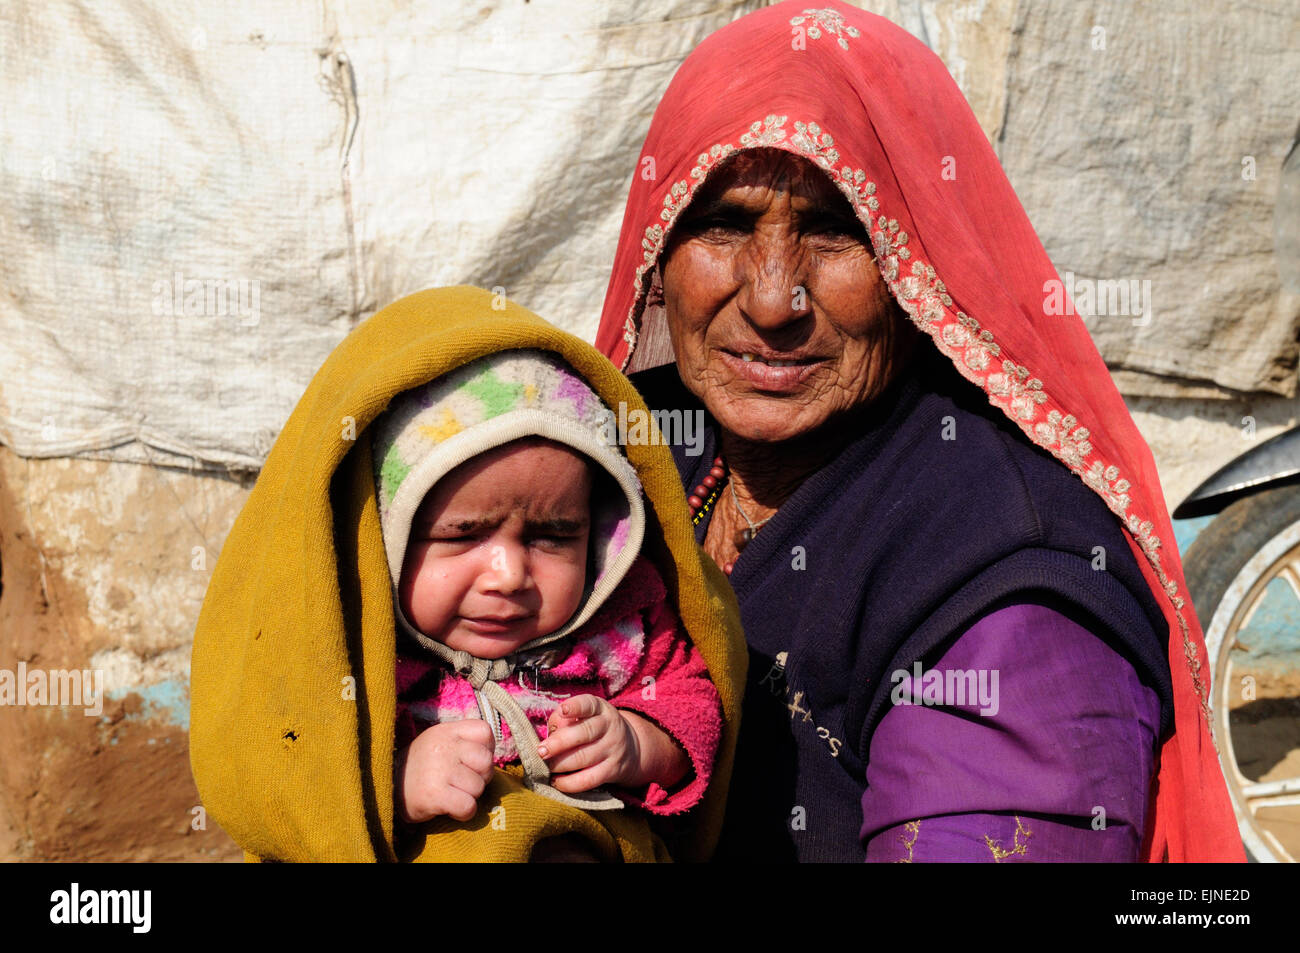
(630, 344, 1172, 862)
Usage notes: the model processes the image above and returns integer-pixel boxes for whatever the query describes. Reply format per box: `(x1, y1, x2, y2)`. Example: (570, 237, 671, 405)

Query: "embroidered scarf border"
(616, 112, 1212, 731)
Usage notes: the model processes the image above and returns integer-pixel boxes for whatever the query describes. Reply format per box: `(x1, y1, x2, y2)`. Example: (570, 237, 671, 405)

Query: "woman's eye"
(806, 229, 868, 253)
(806, 220, 861, 239)
(688, 216, 748, 237)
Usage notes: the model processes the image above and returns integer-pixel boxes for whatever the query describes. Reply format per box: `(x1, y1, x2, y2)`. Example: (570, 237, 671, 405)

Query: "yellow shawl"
(189, 286, 747, 862)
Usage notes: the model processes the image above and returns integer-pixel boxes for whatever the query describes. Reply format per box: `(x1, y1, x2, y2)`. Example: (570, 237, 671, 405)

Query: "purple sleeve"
(860, 603, 1161, 862)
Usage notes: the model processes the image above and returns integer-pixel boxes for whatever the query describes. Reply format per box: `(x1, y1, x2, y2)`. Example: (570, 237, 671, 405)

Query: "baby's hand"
(397, 719, 496, 824)
(538, 695, 642, 793)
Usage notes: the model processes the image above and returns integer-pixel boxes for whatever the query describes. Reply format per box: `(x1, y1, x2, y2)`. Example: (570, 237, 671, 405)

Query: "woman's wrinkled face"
(660, 149, 909, 444)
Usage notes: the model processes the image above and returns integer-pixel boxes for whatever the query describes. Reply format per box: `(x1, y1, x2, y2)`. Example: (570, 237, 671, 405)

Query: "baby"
(371, 349, 722, 827)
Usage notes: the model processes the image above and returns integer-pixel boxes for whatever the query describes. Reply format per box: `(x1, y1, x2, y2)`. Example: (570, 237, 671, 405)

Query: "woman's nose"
(480, 539, 529, 594)
(735, 237, 810, 330)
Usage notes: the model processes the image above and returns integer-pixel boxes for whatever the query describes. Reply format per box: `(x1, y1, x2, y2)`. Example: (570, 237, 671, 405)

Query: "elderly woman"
(594, 1, 1243, 862)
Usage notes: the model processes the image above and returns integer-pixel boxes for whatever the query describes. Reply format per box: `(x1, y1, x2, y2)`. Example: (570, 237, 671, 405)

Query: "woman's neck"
(717, 343, 919, 516)
(718, 413, 861, 515)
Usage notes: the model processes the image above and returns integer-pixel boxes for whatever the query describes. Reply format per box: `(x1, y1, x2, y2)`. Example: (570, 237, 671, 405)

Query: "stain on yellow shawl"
(189, 287, 747, 862)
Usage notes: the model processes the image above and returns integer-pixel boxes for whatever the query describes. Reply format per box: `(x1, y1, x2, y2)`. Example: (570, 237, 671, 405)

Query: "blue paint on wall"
(107, 677, 190, 731)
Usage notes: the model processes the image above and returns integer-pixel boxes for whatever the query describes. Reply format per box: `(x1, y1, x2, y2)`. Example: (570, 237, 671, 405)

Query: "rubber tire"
(1183, 482, 1300, 627)
(1181, 481, 1300, 863)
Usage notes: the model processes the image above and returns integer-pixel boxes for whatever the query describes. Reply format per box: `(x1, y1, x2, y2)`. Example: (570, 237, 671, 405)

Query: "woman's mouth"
(718, 349, 825, 391)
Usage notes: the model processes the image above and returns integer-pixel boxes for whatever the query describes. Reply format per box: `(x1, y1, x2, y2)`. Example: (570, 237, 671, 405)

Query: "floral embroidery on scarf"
(740, 114, 788, 148)
(790, 121, 838, 168)
(985, 815, 1032, 862)
(789, 8, 861, 50)
(622, 114, 1213, 731)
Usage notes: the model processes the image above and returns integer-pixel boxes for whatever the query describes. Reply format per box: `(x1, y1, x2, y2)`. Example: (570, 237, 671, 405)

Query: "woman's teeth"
(740, 353, 800, 367)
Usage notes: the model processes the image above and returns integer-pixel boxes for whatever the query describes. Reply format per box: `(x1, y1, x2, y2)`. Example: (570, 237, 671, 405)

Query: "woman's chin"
(711, 397, 830, 445)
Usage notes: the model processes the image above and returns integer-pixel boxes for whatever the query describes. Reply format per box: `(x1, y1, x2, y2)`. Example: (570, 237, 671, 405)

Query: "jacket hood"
(370, 349, 646, 659)
(190, 286, 747, 862)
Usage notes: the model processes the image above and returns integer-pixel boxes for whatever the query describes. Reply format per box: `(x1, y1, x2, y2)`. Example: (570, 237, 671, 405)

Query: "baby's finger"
(549, 763, 613, 794)
(458, 740, 495, 780)
(557, 694, 602, 722)
(447, 763, 488, 801)
(455, 718, 496, 748)
(436, 785, 479, 822)
(545, 712, 578, 740)
(543, 741, 603, 776)
(544, 705, 584, 738)
(537, 718, 601, 760)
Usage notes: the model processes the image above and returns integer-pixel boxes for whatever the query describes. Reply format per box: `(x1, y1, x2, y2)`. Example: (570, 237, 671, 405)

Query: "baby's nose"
(482, 540, 528, 593)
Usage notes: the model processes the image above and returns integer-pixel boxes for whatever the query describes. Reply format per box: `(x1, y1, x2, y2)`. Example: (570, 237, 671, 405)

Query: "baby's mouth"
(462, 615, 532, 634)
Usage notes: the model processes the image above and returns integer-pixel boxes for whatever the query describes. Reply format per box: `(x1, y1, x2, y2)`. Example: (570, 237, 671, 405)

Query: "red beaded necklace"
(688, 454, 773, 576)
(687, 455, 727, 522)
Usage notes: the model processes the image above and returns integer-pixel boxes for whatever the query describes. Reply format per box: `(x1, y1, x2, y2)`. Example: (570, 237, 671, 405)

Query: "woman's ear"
(646, 262, 665, 307)
(628, 263, 676, 372)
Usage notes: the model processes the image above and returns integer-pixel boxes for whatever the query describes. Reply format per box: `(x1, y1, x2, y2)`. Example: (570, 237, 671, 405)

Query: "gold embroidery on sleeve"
(984, 815, 1033, 862)
(895, 819, 921, 863)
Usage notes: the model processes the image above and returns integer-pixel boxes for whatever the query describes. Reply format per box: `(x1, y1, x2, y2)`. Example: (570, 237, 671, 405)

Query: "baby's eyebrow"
(420, 515, 588, 534)
(426, 517, 498, 533)
(524, 517, 587, 535)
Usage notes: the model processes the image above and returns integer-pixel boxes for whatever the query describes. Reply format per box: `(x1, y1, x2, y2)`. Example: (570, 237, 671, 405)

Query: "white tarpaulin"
(0, 0, 766, 470)
(2, 0, 1298, 473)
(994, 0, 1300, 398)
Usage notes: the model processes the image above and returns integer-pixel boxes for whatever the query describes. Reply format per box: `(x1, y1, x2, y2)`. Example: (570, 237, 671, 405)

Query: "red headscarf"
(594, 0, 1243, 862)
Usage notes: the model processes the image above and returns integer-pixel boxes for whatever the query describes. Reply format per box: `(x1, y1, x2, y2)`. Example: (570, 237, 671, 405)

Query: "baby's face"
(399, 438, 593, 659)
